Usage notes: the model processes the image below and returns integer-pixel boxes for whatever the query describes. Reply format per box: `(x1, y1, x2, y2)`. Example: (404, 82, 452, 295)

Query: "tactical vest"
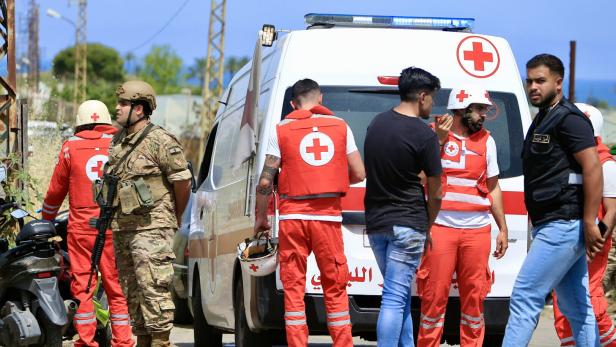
(523, 98, 592, 225)
(277, 105, 349, 198)
(440, 129, 492, 212)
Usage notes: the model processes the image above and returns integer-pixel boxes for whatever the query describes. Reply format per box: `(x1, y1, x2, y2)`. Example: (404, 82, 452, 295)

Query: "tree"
(186, 57, 205, 89)
(137, 45, 183, 94)
(225, 56, 249, 77)
(52, 43, 124, 82)
(51, 43, 125, 112)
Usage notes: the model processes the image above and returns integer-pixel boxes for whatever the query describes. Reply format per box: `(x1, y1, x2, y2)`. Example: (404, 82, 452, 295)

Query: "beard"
(462, 111, 484, 134)
(530, 89, 558, 109)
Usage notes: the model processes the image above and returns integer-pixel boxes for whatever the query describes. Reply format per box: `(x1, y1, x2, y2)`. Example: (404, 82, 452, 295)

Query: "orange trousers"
(68, 233, 133, 347)
(553, 237, 616, 346)
(278, 219, 353, 347)
(417, 224, 492, 347)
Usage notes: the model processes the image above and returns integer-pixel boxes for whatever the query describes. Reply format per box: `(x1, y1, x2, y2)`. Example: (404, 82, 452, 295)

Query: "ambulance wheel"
(483, 333, 504, 347)
(234, 275, 272, 347)
(192, 270, 222, 347)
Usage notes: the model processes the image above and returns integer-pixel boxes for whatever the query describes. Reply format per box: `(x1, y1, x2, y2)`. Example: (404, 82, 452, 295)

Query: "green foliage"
(52, 43, 124, 83)
(137, 45, 183, 94)
(225, 56, 250, 77)
(0, 152, 41, 242)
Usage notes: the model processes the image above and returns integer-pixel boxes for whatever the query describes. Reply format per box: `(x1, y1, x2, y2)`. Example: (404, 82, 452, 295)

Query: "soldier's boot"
(151, 331, 176, 347)
(136, 334, 152, 347)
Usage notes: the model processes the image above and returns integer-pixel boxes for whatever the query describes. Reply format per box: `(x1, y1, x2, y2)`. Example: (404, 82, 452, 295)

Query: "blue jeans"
(503, 219, 600, 347)
(369, 225, 426, 347)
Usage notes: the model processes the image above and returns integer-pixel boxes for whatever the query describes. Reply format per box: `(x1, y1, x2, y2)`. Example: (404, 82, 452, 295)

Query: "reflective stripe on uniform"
(461, 320, 483, 329)
(284, 311, 305, 317)
(111, 313, 130, 319)
(327, 311, 349, 319)
(421, 321, 444, 329)
(446, 176, 477, 187)
(443, 192, 491, 206)
(560, 336, 574, 344)
(327, 319, 351, 327)
(420, 313, 444, 322)
(111, 320, 130, 325)
(461, 313, 483, 322)
(601, 325, 615, 340)
(285, 320, 307, 326)
(74, 317, 97, 324)
(74, 312, 94, 318)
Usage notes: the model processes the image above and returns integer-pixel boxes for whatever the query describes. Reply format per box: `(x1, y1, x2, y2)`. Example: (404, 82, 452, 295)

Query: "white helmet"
(76, 100, 112, 127)
(575, 102, 603, 137)
(447, 85, 492, 110)
(237, 235, 278, 277)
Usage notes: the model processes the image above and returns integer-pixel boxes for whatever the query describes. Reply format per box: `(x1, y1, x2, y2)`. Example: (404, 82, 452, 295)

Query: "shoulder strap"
(105, 123, 156, 175)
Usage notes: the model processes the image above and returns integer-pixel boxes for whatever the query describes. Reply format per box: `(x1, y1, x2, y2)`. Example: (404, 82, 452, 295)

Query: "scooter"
(53, 210, 112, 347)
(0, 202, 71, 346)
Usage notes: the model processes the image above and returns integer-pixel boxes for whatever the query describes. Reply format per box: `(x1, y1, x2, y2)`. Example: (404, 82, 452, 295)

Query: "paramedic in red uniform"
(254, 79, 365, 347)
(42, 100, 133, 347)
(417, 86, 509, 347)
(552, 103, 616, 347)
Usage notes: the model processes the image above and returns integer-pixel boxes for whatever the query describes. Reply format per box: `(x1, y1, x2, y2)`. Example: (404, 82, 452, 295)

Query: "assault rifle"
(86, 173, 120, 293)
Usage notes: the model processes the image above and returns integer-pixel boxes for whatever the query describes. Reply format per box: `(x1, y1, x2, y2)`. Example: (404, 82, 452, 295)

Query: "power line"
(129, 0, 190, 53)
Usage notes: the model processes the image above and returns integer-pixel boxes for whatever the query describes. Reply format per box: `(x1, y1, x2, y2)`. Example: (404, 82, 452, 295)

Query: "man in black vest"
(503, 54, 604, 346)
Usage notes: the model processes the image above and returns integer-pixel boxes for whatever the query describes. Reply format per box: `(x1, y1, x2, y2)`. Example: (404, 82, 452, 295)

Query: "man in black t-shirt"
(364, 66, 443, 346)
(503, 54, 604, 346)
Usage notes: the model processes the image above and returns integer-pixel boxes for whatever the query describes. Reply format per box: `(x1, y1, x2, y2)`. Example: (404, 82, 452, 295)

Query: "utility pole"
(74, 0, 87, 106)
(27, 0, 39, 93)
(199, 0, 226, 160)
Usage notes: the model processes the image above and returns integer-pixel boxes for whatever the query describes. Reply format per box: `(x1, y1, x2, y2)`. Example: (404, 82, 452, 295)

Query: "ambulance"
(188, 13, 531, 346)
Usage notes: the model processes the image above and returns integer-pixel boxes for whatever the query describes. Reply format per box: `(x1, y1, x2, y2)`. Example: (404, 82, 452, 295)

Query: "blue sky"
(26, 0, 616, 81)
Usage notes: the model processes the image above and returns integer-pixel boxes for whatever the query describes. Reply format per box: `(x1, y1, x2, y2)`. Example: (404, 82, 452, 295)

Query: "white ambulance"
(188, 13, 532, 346)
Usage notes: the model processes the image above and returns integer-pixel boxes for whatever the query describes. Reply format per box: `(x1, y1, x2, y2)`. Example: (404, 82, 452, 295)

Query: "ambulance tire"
(234, 275, 272, 347)
(483, 333, 504, 347)
(191, 269, 222, 347)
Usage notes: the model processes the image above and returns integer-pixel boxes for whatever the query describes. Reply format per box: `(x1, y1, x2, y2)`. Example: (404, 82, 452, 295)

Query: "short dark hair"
(398, 67, 441, 102)
(291, 79, 321, 105)
(526, 54, 565, 78)
(133, 100, 152, 117)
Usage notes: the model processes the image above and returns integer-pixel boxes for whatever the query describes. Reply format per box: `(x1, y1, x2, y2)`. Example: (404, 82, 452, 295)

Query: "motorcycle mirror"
(10, 209, 28, 219)
(0, 165, 7, 183)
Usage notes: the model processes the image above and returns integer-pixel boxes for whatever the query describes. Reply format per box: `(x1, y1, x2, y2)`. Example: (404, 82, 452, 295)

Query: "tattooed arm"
(254, 154, 281, 236)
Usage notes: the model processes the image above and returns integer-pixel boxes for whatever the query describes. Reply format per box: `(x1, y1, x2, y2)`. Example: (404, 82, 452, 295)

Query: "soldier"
(106, 81, 192, 347)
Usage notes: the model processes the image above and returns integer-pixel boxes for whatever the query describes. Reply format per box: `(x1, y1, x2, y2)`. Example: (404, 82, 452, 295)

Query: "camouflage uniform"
(107, 125, 191, 336)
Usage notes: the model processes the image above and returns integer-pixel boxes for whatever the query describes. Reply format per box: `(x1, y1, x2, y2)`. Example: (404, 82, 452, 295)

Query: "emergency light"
(305, 13, 474, 31)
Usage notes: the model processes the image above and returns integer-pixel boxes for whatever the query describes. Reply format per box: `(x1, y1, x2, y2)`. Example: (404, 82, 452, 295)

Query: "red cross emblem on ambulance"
(456, 36, 501, 78)
(85, 154, 109, 182)
(299, 132, 334, 167)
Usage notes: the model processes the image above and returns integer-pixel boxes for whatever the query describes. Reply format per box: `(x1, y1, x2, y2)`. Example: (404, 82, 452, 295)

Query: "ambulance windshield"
(281, 87, 524, 179)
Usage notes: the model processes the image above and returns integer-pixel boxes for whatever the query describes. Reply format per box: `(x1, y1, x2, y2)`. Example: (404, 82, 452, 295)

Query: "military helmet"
(76, 100, 112, 126)
(115, 80, 157, 112)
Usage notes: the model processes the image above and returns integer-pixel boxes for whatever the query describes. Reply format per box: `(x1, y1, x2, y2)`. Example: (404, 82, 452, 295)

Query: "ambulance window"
(210, 106, 249, 188)
(197, 124, 218, 188)
(281, 87, 523, 179)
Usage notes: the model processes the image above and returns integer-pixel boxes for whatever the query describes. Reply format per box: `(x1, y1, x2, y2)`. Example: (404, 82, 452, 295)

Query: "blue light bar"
(305, 13, 474, 31)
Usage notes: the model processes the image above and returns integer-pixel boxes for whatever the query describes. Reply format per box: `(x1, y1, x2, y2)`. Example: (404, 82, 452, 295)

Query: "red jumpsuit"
(417, 129, 495, 347)
(42, 125, 133, 347)
(275, 105, 353, 347)
(552, 137, 616, 347)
